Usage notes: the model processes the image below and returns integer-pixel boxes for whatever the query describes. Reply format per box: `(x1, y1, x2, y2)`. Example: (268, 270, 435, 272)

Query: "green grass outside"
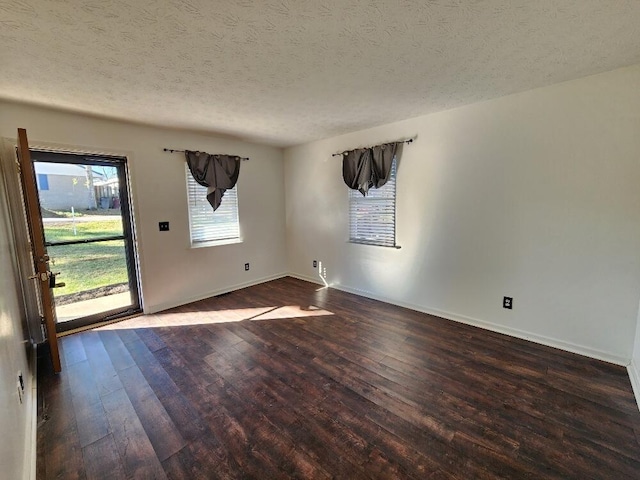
(44, 219, 128, 296)
(44, 219, 124, 243)
(42, 208, 121, 219)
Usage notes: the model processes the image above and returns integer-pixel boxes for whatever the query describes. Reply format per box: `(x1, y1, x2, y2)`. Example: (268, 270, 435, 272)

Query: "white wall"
(0, 101, 288, 314)
(284, 64, 640, 364)
(0, 163, 34, 480)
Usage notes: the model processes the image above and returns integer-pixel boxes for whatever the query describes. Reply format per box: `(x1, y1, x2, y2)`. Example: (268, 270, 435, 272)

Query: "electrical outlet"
(503, 296, 513, 309)
(159, 221, 170, 231)
(244, 263, 250, 271)
(313, 260, 317, 268)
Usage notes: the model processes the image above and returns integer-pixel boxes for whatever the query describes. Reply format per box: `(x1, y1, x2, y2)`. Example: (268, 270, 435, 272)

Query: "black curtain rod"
(163, 148, 249, 161)
(331, 138, 414, 157)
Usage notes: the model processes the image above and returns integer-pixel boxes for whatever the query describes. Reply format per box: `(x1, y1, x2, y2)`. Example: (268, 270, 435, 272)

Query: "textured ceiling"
(1, 1, 640, 147)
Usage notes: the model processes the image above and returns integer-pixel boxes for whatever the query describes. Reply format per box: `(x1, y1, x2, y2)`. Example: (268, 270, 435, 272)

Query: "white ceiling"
(2, 1, 640, 147)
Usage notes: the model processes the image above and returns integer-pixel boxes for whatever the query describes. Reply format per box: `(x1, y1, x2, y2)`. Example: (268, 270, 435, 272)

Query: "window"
(37, 173, 49, 190)
(186, 164, 240, 245)
(348, 157, 397, 247)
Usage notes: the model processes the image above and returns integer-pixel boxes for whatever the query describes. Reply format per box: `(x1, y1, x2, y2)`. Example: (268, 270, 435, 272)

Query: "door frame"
(0, 137, 45, 346)
(2, 134, 143, 344)
(31, 149, 143, 333)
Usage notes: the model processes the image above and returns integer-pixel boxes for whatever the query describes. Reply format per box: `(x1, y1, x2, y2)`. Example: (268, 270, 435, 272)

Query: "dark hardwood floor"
(37, 277, 640, 479)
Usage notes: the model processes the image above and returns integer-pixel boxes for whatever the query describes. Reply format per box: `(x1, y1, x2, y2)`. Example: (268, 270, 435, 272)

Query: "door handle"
(28, 272, 49, 281)
(28, 271, 62, 287)
(48, 272, 61, 288)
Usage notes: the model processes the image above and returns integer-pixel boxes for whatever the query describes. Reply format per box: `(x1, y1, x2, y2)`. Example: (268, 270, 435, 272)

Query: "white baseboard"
(291, 276, 629, 366)
(287, 272, 325, 286)
(628, 359, 640, 412)
(146, 272, 289, 314)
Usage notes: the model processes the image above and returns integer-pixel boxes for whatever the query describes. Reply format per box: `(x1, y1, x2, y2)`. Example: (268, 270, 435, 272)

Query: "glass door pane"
(33, 154, 140, 330)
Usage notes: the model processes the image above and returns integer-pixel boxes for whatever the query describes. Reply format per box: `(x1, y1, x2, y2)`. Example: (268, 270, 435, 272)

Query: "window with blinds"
(348, 157, 397, 247)
(186, 164, 240, 245)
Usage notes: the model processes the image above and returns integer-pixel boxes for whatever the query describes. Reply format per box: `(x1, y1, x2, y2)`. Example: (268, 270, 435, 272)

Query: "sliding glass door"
(31, 150, 141, 332)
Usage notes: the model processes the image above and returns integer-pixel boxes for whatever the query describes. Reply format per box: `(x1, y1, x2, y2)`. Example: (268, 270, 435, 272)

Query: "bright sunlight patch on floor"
(98, 305, 334, 330)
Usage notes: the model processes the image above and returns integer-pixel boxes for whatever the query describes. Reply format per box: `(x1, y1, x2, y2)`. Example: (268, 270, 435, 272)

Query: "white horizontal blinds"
(349, 157, 397, 247)
(186, 164, 240, 244)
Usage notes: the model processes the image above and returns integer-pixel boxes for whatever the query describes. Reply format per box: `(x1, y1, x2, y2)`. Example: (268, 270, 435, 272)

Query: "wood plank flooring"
(37, 277, 640, 479)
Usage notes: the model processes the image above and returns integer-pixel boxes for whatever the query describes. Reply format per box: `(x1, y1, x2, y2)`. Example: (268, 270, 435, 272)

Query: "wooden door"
(17, 128, 61, 373)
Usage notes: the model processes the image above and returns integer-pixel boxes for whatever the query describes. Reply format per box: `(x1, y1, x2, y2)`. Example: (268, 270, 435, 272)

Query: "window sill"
(348, 240, 401, 249)
(190, 237, 243, 249)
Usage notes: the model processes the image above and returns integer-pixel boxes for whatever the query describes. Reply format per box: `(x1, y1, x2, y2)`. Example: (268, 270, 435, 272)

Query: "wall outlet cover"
(503, 296, 513, 309)
(159, 221, 170, 231)
(244, 263, 250, 271)
(313, 260, 317, 268)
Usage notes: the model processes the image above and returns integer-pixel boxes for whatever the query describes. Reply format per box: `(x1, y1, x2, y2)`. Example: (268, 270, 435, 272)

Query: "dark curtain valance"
(185, 150, 241, 210)
(342, 142, 400, 195)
